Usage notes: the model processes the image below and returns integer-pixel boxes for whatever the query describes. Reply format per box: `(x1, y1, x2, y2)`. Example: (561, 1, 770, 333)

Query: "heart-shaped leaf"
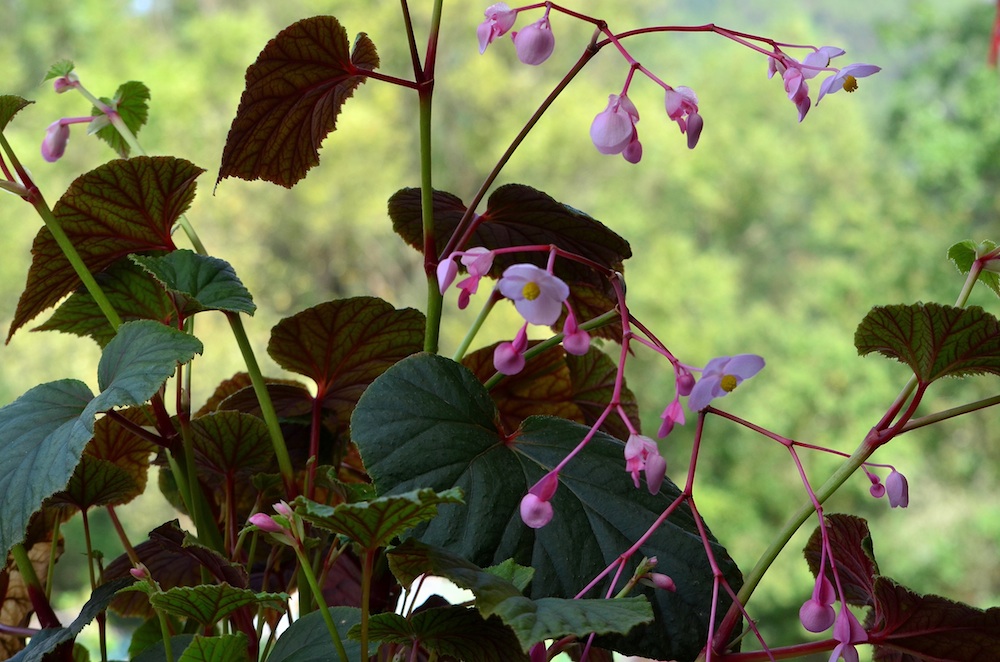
(267, 297, 424, 432)
(949, 240, 1000, 297)
(387, 539, 652, 652)
(7, 577, 134, 662)
(0, 95, 33, 132)
(9, 156, 203, 340)
(34, 259, 177, 347)
(294, 487, 464, 550)
(143, 583, 285, 628)
(218, 16, 379, 188)
(130, 250, 256, 316)
(855, 303, 1000, 384)
(268, 608, 362, 662)
(352, 353, 741, 660)
(361, 607, 530, 662)
(92, 81, 150, 158)
(803, 514, 879, 608)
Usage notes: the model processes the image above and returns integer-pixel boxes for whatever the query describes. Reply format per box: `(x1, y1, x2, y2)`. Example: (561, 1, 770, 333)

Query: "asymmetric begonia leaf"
(190, 411, 274, 478)
(352, 353, 741, 660)
(462, 343, 637, 440)
(854, 303, 1000, 384)
(267, 297, 424, 430)
(130, 250, 256, 316)
(0, 380, 94, 559)
(7, 577, 134, 662)
(803, 514, 879, 608)
(869, 578, 1000, 662)
(268, 608, 362, 662)
(294, 487, 464, 550)
(0, 95, 32, 132)
(218, 16, 379, 188)
(92, 81, 150, 158)
(360, 606, 530, 662)
(147, 583, 285, 628)
(948, 239, 1000, 297)
(387, 539, 652, 652)
(174, 633, 248, 662)
(34, 259, 176, 347)
(8, 156, 203, 340)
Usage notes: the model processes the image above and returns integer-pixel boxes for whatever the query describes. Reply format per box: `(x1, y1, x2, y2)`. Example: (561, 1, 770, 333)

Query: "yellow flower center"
(720, 374, 738, 392)
(842, 75, 858, 93)
(522, 281, 541, 301)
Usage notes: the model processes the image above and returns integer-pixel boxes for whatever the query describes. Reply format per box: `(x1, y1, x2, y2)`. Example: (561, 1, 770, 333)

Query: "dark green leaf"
(803, 514, 879, 608)
(948, 239, 1000, 297)
(361, 607, 530, 662)
(190, 411, 274, 478)
(93, 81, 150, 158)
(387, 540, 651, 651)
(9, 156, 203, 340)
(218, 16, 379, 188)
(35, 259, 177, 348)
(132, 636, 196, 662)
(352, 354, 741, 660)
(267, 297, 423, 431)
(8, 577, 134, 662)
(0, 96, 33, 132)
(855, 303, 1000, 383)
(485, 559, 534, 593)
(176, 633, 249, 662)
(149, 583, 285, 627)
(295, 488, 464, 549)
(0, 380, 94, 558)
(870, 578, 1000, 662)
(268, 607, 362, 662)
(130, 250, 256, 316)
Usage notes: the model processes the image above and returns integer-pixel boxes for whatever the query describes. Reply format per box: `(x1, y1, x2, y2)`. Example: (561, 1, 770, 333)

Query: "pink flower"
(494, 323, 529, 375)
(868, 472, 885, 499)
(478, 3, 517, 54)
(498, 263, 570, 325)
(799, 576, 836, 633)
(664, 86, 703, 149)
(590, 93, 641, 162)
(520, 493, 553, 528)
(512, 16, 554, 65)
(676, 366, 695, 396)
(817, 63, 881, 104)
(687, 354, 765, 412)
(657, 396, 685, 438)
(53, 72, 79, 94)
(641, 573, 676, 592)
(248, 512, 286, 534)
(436, 258, 458, 294)
(437, 247, 496, 308)
(782, 65, 811, 122)
(41, 120, 71, 163)
(624, 434, 667, 494)
(561, 308, 590, 355)
(830, 605, 867, 662)
(886, 469, 908, 508)
(800, 46, 846, 78)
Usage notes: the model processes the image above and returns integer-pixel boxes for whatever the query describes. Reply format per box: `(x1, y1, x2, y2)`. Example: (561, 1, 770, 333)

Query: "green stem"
(419, 85, 441, 353)
(10, 543, 61, 628)
(226, 313, 297, 496)
(451, 294, 499, 361)
(360, 549, 376, 662)
(292, 544, 350, 662)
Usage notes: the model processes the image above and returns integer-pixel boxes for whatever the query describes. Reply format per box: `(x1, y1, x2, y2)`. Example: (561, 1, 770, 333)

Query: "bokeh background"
(1, 0, 998, 660)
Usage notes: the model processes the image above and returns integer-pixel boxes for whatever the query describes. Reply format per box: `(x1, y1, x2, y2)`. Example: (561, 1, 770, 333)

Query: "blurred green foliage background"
(1, 0, 998, 659)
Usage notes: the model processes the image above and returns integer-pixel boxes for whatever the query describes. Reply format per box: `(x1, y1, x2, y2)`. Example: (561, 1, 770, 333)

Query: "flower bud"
(886, 469, 908, 508)
(41, 120, 70, 162)
(520, 493, 553, 528)
(512, 17, 554, 66)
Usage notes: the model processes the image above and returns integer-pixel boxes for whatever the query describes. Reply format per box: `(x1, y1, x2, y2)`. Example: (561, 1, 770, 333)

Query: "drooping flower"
(868, 471, 886, 499)
(687, 354, 765, 412)
(437, 247, 496, 308)
(512, 16, 555, 65)
(624, 434, 667, 494)
(436, 258, 459, 294)
(53, 72, 79, 94)
(799, 575, 837, 633)
(478, 3, 518, 54)
(561, 307, 590, 355)
(520, 493, 554, 528)
(830, 604, 867, 662)
(676, 366, 696, 396)
(494, 323, 529, 375)
(800, 46, 846, 77)
(886, 469, 908, 508)
(664, 86, 703, 149)
(657, 396, 685, 438)
(817, 63, 881, 104)
(590, 93, 641, 162)
(498, 263, 570, 326)
(41, 120, 71, 163)
(782, 65, 812, 122)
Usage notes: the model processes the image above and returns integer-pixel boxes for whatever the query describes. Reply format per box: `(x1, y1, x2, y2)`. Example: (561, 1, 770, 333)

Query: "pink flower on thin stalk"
(657, 396, 685, 438)
(561, 307, 590, 355)
(520, 472, 558, 528)
(624, 434, 667, 494)
(664, 86, 704, 149)
(687, 354, 765, 412)
(885, 469, 908, 508)
(498, 263, 569, 326)
(590, 93, 642, 163)
(817, 62, 881, 104)
(477, 3, 517, 54)
(512, 15, 555, 65)
(799, 575, 836, 633)
(494, 323, 529, 375)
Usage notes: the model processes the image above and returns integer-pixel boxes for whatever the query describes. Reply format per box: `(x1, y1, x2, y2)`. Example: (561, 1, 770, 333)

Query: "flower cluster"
(768, 46, 880, 122)
(477, 3, 555, 66)
(867, 467, 909, 508)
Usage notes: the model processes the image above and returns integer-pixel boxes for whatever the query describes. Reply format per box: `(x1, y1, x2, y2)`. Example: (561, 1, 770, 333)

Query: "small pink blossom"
(886, 469, 908, 508)
(657, 397, 685, 438)
(590, 93, 641, 162)
(53, 72, 79, 94)
(676, 367, 695, 396)
(494, 324, 529, 375)
(868, 473, 885, 499)
(624, 434, 667, 494)
(561, 307, 590, 355)
(273, 500, 294, 518)
(512, 16, 554, 65)
(129, 564, 151, 581)
(520, 493, 553, 528)
(799, 576, 836, 633)
(436, 258, 458, 294)
(800, 46, 846, 78)
(248, 512, 285, 534)
(782, 65, 811, 122)
(817, 63, 881, 104)
(641, 573, 676, 592)
(478, 3, 517, 54)
(830, 605, 867, 662)
(664, 86, 703, 149)
(498, 263, 570, 326)
(687, 354, 765, 412)
(41, 120, 71, 162)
